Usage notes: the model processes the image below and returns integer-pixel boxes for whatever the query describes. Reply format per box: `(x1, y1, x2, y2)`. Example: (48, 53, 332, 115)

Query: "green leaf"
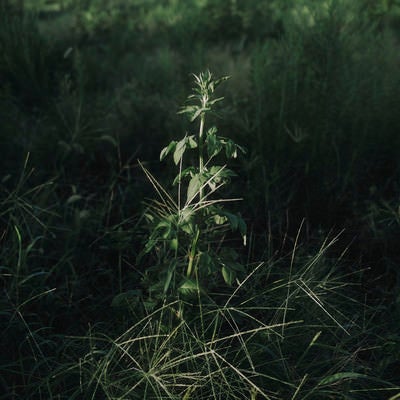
(66, 194, 83, 205)
(143, 237, 157, 254)
(177, 105, 197, 116)
(111, 290, 142, 307)
(214, 210, 247, 244)
(222, 266, 235, 286)
(225, 139, 237, 158)
(220, 247, 238, 260)
(163, 261, 176, 294)
(238, 216, 247, 245)
(219, 211, 246, 233)
(180, 207, 195, 222)
(318, 372, 369, 386)
(206, 131, 223, 158)
(190, 107, 209, 122)
(154, 219, 175, 239)
(180, 209, 196, 235)
(207, 126, 218, 135)
(208, 166, 236, 187)
(160, 140, 177, 161)
(223, 139, 246, 159)
(143, 300, 157, 312)
(229, 262, 245, 272)
(238, 216, 247, 236)
(173, 167, 196, 185)
(173, 138, 187, 165)
(199, 251, 215, 271)
(181, 221, 195, 235)
(170, 238, 178, 250)
(178, 279, 200, 295)
(224, 211, 239, 230)
(187, 135, 198, 148)
(213, 214, 227, 225)
(208, 96, 224, 106)
(187, 174, 204, 202)
(237, 144, 246, 154)
(213, 75, 230, 88)
(99, 134, 118, 147)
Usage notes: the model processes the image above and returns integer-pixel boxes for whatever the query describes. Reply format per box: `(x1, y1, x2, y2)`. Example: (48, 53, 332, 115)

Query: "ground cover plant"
(1, 0, 400, 399)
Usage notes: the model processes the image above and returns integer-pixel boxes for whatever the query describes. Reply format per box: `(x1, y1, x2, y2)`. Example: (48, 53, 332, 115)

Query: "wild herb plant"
(139, 71, 246, 301)
(76, 235, 399, 400)
(1, 2, 400, 398)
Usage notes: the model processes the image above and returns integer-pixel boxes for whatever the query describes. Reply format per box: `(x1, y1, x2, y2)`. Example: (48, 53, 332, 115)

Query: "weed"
(138, 71, 246, 302)
(1, 1, 399, 398)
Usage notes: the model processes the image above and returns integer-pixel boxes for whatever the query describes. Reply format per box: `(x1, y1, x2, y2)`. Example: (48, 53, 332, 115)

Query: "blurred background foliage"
(1, 0, 400, 397)
(0, 0, 399, 274)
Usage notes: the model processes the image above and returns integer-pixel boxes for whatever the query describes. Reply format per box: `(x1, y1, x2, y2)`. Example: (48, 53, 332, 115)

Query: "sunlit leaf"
(187, 174, 203, 202)
(208, 96, 224, 106)
(190, 107, 209, 122)
(222, 265, 235, 286)
(160, 140, 177, 161)
(213, 214, 227, 225)
(187, 135, 198, 148)
(178, 279, 200, 295)
(177, 105, 197, 115)
(173, 138, 187, 165)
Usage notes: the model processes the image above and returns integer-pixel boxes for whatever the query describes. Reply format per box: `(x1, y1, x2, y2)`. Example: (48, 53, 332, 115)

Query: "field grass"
(1, 0, 400, 398)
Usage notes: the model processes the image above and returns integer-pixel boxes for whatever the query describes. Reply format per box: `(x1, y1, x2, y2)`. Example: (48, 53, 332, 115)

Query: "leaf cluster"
(140, 71, 247, 301)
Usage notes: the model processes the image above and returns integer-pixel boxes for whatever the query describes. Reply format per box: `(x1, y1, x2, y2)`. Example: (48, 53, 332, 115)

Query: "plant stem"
(198, 87, 208, 202)
(198, 111, 205, 202)
(186, 228, 199, 278)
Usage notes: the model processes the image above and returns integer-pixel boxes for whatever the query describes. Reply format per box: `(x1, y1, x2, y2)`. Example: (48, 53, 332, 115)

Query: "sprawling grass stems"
(1, 0, 400, 398)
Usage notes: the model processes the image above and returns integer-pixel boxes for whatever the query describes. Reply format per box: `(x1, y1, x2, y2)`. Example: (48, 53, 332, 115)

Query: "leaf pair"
(160, 135, 197, 165)
(206, 127, 246, 160)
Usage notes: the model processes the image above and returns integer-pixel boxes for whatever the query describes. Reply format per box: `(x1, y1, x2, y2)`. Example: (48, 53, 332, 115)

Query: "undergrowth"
(1, 0, 400, 399)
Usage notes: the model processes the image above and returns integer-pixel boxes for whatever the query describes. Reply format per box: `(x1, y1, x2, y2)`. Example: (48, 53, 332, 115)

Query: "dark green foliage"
(138, 72, 247, 302)
(1, 0, 400, 398)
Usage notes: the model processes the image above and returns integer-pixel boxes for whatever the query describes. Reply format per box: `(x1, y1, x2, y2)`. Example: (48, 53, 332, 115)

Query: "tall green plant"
(139, 71, 246, 300)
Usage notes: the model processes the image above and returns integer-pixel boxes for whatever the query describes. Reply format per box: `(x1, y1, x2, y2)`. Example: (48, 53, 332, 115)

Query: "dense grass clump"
(1, 0, 400, 399)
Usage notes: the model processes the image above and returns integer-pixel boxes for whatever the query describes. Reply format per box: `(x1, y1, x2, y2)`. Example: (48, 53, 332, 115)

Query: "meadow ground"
(1, 1, 400, 398)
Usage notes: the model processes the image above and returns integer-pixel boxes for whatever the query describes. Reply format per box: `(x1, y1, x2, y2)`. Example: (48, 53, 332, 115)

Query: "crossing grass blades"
(73, 72, 399, 400)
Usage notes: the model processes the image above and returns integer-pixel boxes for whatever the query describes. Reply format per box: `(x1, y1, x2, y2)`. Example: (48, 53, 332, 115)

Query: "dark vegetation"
(1, 0, 400, 398)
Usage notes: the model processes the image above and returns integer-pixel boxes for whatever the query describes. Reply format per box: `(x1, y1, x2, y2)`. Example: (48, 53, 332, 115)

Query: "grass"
(34, 234, 399, 399)
(1, 0, 400, 398)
